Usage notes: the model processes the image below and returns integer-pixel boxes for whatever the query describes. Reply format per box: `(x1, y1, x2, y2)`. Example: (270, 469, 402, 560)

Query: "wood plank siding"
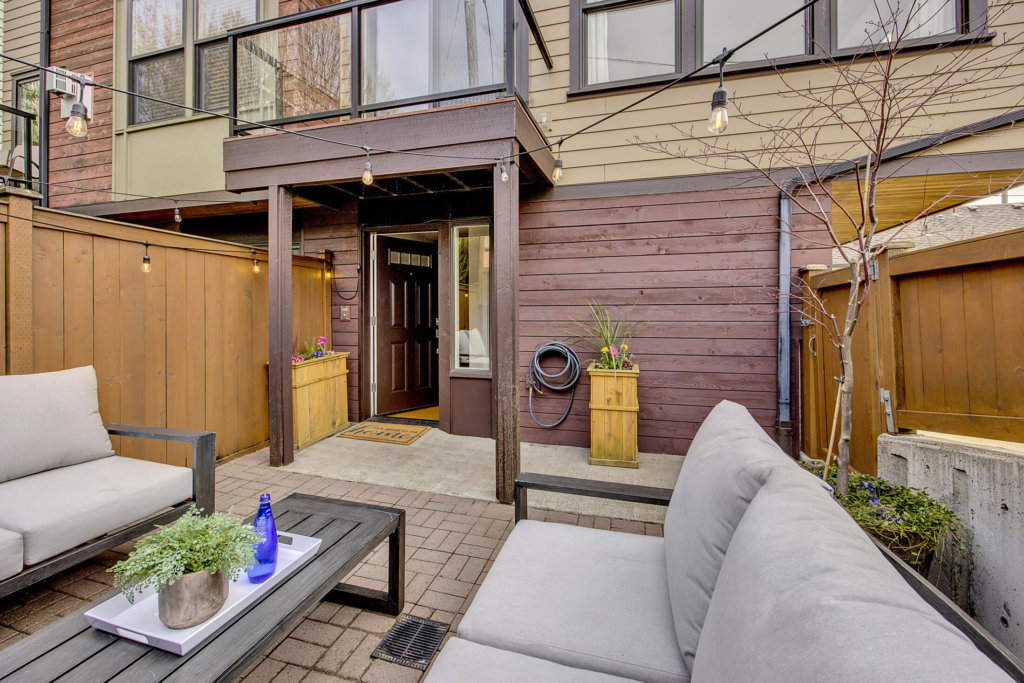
(518, 182, 830, 454)
(47, 0, 114, 207)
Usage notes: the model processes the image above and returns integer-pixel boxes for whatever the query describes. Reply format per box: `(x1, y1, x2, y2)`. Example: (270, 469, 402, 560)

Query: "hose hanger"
(527, 341, 582, 428)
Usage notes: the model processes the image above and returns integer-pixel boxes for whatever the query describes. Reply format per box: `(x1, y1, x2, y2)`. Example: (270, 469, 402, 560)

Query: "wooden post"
(492, 156, 520, 504)
(268, 185, 294, 467)
(2, 189, 41, 374)
(874, 246, 903, 434)
(798, 265, 829, 459)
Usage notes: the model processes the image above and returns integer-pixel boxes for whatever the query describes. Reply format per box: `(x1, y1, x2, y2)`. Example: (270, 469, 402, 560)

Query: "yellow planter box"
(291, 352, 350, 449)
(587, 363, 639, 468)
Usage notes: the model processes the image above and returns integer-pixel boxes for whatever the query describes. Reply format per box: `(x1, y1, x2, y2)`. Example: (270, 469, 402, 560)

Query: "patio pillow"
(0, 365, 114, 483)
(692, 466, 1014, 682)
(663, 400, 801, 674)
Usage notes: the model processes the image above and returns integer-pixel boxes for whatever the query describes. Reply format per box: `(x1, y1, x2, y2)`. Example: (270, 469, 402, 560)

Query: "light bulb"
(174, 206, 182, 223)
(142, 254, 151, 273)
(708, 86, 729, 135)
(65, 101, 89, 138)
(500, 163, 509, 183)
(552, 157, 564, 184)
(362, 159, 373, 185)
(252, 251, 260, 273)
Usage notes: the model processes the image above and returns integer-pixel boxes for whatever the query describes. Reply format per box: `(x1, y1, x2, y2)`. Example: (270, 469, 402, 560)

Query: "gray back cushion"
(692, 467, 1013, 682)
(664, 400, 800, 673)
(0, 366, 114, 483)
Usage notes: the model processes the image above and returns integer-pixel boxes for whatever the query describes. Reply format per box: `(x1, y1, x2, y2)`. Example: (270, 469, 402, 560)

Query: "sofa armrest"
(105, 424, 216, 516)
(514, 472, 673, 523)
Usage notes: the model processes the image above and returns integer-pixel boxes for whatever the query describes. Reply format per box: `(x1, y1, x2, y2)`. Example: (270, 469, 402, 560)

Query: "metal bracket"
(879, 388, 895, 432)
(869, 260, 880, 281)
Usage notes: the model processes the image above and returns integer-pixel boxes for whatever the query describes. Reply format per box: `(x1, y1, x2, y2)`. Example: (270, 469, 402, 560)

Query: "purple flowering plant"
(292, 336, 335, 364)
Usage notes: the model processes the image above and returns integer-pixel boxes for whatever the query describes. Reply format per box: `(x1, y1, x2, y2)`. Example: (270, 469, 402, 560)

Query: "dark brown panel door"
(376, 235, 439, 415)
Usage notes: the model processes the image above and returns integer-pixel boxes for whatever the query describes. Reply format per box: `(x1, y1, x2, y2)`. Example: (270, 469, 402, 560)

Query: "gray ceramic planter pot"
(158, 570, 230, 629)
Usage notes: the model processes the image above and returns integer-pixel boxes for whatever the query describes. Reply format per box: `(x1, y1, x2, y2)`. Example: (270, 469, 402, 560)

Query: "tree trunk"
(835, 261, 863, 497)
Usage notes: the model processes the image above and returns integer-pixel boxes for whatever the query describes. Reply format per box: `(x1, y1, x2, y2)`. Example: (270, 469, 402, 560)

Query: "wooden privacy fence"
(801, 226, 1024, 475)
(0, 190, 331, 463)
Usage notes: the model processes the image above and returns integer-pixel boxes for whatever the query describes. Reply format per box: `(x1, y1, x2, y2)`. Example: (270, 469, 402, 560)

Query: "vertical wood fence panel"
(802, 227, 1024, 474)
(0, 196, 331, 462)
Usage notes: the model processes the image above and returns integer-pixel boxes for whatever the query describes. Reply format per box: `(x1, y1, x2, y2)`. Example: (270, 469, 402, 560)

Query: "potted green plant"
(110, 506, 259, 629)
(568, 303, 645, 467)
(802, 463, 967, 574)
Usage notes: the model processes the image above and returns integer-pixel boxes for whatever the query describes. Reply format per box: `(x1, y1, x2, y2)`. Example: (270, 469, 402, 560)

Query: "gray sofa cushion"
(426, 638, 641, 682)
(692, 467, 1014, 682)
(0, 366, 113, 483)
(663, 400, 801, 673)
(0, 527, 23, 581)
(458, 520, 687, 683)
(0, 456, 192, 565)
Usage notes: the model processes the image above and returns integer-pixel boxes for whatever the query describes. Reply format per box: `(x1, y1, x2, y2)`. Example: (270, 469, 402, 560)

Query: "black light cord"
(527, 341, 582, 428)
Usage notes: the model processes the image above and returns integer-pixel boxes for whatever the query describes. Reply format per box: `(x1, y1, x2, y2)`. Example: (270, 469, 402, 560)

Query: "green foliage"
(110, 506, 259, 603)
(292, 336, 334, 363)
(801, 462, 966, 569)
(567, 302, 645, 370)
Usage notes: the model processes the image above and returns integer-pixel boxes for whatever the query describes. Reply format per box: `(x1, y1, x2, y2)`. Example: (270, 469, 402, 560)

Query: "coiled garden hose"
(527, 341, 582, 428)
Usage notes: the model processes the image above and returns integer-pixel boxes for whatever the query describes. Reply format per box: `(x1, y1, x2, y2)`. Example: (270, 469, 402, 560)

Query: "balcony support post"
(268, 184, 295, 467)
(493, 148, 520, 504)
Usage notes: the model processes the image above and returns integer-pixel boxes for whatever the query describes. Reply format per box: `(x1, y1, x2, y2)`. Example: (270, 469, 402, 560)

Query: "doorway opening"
(369, 231, 440, 424)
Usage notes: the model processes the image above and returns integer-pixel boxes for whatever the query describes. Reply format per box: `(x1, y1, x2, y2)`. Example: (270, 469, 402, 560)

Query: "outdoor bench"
(426, 400, 1024, 682)
(0, 366, 215, 600)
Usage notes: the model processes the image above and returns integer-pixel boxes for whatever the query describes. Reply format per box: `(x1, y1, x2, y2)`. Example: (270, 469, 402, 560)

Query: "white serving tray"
(85, 532, 322, 656)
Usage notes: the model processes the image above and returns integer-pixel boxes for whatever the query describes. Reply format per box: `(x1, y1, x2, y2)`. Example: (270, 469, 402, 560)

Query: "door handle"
(808, 334, 817, 358)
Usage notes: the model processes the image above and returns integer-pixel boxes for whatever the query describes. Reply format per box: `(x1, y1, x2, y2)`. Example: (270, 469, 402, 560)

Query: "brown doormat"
(338, 421, 431, 445)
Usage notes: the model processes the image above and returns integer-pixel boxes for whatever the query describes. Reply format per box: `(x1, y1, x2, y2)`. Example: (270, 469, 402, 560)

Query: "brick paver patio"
(0, 450, 663, 681)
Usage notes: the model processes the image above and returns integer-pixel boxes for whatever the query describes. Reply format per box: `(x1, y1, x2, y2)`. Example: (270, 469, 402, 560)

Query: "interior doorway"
(370, 231, 439, 420)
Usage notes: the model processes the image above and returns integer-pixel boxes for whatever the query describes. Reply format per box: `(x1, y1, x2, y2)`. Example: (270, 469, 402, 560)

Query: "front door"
(375, 235, 439, 415)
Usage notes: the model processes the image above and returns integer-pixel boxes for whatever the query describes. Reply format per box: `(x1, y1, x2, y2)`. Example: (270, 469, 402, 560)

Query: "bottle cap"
(260, 493, 271, 502)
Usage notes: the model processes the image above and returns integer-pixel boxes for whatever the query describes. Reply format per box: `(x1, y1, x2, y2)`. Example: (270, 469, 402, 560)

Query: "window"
(835, 0, 957, 49)
(452, 225, 490, 371)
(14, 73, 40, 147)
(573, 0, 976, 92)
(128, 0, 257, 124)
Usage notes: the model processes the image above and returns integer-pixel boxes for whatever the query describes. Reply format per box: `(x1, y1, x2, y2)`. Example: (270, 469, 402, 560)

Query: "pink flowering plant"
(292, 336, 335, 364)
(568, 302, 643, 371)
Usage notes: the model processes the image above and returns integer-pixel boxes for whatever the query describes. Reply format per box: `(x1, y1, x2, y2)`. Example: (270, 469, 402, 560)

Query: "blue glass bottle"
(248, 494, 278, 584)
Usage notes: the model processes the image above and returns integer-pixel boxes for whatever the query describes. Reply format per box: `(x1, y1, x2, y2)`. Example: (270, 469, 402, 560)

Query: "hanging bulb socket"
(552, 157, 564, 184)
(65, 100, 89, 138)
(142, 242, 152, 273)
(362, 149, 374, 185)
(708, 86, 729, 135)
(173, 203, 183, 223)
(499, 162, 509, 183)
(252, 249, 260, 274)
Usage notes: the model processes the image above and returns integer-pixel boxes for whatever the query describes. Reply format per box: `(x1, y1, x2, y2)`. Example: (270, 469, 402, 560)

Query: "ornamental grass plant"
(802, 462, 966, 571)
(110, 506, 259, 603)
(567, 302, 644, 370)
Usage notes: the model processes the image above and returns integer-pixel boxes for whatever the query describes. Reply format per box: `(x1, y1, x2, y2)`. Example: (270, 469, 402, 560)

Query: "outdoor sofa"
(0, 365, 215, 599)
(427, 400, 1024, 682)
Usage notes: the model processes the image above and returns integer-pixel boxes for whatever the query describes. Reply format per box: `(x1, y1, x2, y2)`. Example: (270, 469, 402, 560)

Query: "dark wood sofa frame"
(514, 472, 1024, 683)
(0, 425, 216, 601)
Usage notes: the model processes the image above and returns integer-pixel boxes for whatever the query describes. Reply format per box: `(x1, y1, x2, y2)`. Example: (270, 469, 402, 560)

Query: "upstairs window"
(835, 0, 958, 49)
(702, 0, 808, 64)
(128, 0, 257, 124)
(584, 0, 677, 85)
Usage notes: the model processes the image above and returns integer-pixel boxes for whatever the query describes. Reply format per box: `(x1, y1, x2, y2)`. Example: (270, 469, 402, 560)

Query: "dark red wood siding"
(517, 184, 829, 455)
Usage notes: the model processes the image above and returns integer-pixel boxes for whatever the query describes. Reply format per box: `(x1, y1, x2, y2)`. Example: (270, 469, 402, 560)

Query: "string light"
(141, 242, 151, 273)
(708, 50, 730, 136)
(173, 201, 183, 223)
(499, 162, 509, 183)
(552, 145, 564, 184)
(361, 149, 374, 185)
(65, 100, 88, 138)
(252, 249, 260, 273)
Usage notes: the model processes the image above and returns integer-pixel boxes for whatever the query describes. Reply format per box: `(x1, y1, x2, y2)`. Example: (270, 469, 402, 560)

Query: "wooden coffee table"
(0, 494, 405, 682)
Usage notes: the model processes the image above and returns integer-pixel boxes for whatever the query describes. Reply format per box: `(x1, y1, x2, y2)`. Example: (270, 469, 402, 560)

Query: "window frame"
(569, 0, 987, 97)
(12, 70, 41, 148)
(127, 0, 259, 125)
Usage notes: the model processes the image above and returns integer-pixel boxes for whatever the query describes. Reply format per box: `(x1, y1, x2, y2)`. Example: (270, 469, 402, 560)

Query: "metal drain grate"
(371, 614, 450, 670)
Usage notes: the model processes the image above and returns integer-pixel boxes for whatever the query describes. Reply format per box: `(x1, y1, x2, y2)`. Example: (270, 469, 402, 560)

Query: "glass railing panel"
(361, 0, 505, 108)
(236, 12, 352, 123)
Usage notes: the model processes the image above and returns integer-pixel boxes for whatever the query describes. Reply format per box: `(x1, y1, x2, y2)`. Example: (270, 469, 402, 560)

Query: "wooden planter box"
(291, 352, 350, 449)
(587, 363, 639, 468)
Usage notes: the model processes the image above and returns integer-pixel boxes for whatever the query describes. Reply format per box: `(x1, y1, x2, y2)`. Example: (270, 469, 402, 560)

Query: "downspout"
(38, 0, 50, 206)
(777, 191, 793, 453)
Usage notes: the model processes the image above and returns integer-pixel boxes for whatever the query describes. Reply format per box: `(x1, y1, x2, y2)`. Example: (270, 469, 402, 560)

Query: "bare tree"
(638, 0, 1024, 495)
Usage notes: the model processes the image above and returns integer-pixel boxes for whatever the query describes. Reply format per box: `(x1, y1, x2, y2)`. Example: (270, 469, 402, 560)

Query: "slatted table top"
(0, 494, 405, 683)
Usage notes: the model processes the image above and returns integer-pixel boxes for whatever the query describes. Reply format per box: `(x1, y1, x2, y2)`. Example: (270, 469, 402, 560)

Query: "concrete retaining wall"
(877, 434, 1024, 658)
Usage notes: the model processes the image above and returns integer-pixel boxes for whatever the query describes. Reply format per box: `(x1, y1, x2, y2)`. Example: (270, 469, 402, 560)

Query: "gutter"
(775, 105, 1024, 453)
(38, 0, 50, 206)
